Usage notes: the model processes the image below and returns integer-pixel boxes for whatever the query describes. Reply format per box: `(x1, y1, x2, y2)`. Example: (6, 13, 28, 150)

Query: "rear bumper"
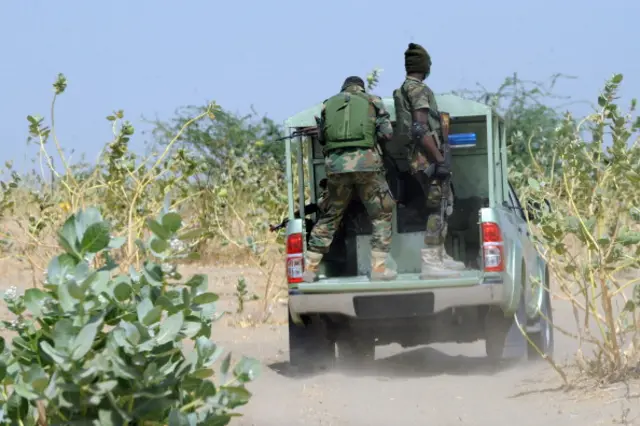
(289, 283, 503, 319)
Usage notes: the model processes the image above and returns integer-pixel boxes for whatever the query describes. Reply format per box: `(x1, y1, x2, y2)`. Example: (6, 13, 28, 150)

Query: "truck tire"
(288, 311, 335, 372)
(336, 335, 375, 369)
(527, 284, 554, 360)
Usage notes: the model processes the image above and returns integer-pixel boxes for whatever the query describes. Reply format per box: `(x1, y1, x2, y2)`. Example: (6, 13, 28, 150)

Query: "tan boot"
(420, 246, 462, 279)
(440, 247, 466, 271)
(302, 251, 323, 283)
(370, 251, 398, 281)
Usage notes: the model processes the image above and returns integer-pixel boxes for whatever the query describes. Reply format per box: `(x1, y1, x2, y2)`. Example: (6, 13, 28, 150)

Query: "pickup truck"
(280, 94, 553, 370)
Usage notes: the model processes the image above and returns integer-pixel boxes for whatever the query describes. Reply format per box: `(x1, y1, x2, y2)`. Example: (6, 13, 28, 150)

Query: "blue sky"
(1, 0, 638, 173)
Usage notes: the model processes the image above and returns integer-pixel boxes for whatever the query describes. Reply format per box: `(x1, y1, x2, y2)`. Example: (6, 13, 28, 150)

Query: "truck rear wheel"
(288, 311, 335, 372)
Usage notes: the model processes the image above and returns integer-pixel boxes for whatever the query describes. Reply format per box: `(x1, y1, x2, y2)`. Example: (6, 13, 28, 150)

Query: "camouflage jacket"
(320, 85, 393, 174)
(395, 76, 441, 172)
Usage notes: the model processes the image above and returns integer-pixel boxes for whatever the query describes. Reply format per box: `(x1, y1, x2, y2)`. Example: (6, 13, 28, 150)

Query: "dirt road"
(218, 313, 638, 426)
(205, 268, 640, 426)
(1, 262, 638, 425)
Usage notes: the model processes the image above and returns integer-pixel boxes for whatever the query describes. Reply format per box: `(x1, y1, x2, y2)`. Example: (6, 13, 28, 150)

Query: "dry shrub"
(0, 73, 304, 324)
(519, 73, 640, 385)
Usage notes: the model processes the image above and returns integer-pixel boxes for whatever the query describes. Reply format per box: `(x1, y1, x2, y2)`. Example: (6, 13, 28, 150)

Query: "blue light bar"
(449, 133, 477, 148)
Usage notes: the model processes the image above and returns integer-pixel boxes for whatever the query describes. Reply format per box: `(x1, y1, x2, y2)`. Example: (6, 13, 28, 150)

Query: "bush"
(0, 207, 259, 424)
(0, 73, 293, 321)
(520, 73, 640, 383)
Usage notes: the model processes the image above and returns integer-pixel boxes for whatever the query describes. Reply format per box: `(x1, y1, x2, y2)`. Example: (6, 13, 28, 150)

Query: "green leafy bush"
(0, 207, 259, 424)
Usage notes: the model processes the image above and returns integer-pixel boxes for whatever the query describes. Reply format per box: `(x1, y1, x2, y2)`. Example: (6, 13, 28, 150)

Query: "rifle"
(420, 112, 453, 233)
(269, 204, 320, 233)
(275, 126, 319, 142)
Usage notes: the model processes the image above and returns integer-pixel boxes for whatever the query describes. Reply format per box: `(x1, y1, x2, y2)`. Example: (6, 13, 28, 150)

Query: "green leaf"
(98, 409, 122, 426)
(58, 215, 80, 256)
(612, 73, 623, 84)
(114, 280, 132, 302)
(185, 274, 208, 295)
(52, 319, 75, 350)
(195, 336, 220, 365)
(137, 298, 153, 323)
(220, 386, 252, 409)
(13, 383, 39, 400)
(192, 292, 219, 305)
(80, 221, 111, 253)
(155, 295, 174, 310)
(156, 311, 184, 345)
(150, 237, 169, 254)
(143, 262, 163, 286)
(67, 281, 85, 300)
(185, 274, 205, 287)
(71, 318, 102, 360)
(142, 306, 163, 326)
(23, 289, 50, 318)
(190, 368, 214, 379)
(57, 282, 76, 312)
(527, 178, 541, 191)
(47, 253, 77, 285)
(181, 321, 202, 338)
(76, 207, 103, 234)
(168, 409, 189, 426)
(233, 356, 260, 383)
(162, 212, 182, 234)
(146, 218, 170, 240)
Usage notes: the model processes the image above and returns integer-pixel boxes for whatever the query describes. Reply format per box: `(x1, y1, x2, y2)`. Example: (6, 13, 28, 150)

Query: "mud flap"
(500, 243, 523, 316)
(501, 297, 528, 360)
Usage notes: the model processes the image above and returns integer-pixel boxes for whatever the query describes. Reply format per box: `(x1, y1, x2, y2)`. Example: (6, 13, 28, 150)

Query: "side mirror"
(525, 200, 541, 223)
(525, 199, 552, 223)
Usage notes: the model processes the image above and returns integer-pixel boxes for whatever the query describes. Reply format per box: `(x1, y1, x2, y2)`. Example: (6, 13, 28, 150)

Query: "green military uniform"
(393, 43, 465, 277)
(304, 76, 397, 282)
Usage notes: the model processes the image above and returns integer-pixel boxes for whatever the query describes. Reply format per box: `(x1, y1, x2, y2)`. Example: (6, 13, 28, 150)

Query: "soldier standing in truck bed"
(302, 76, 397, 282)
(393, 43, 466, 278)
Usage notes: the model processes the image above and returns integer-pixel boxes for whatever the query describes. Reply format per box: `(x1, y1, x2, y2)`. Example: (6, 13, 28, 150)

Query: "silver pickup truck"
(281, 94, 553, 370)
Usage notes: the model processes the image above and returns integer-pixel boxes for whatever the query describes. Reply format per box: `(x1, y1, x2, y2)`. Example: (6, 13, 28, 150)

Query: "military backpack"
(322, 91, 376, 151)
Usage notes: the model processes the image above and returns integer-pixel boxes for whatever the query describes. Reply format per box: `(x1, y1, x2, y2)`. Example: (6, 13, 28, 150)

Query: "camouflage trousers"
(414, 173, 453, 247)
(308, 171, 394, 254)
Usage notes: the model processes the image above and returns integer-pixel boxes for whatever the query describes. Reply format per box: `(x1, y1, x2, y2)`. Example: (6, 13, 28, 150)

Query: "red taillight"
(286, 233, 303, 254)
(286, 233, 303, 284)
(482, 222, 504, 273)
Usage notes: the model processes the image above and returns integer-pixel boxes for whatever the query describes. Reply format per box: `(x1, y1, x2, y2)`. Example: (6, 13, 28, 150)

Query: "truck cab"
(281, 94, 553, 369)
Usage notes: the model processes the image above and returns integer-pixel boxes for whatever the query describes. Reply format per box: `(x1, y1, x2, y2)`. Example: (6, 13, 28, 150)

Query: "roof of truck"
(285, 93, 499, 128)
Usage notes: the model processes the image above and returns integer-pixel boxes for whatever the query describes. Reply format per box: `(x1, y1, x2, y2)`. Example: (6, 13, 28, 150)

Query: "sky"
(1, 0, 639, 174)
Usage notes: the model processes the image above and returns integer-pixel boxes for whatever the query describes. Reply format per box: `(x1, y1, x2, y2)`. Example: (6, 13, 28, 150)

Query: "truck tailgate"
(288, 271, 504, 319)
(293, 270, 484, 293)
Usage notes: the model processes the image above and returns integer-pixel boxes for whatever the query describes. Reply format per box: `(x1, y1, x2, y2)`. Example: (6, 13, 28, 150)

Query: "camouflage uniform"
(308, 84, 394, 254)
(393, 42, 465, 277)
(304, 80, 397, 282)
(396, 76, 453, 246)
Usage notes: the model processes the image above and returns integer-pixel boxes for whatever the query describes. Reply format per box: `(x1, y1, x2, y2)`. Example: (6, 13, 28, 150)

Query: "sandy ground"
(1, 259, 639, 425)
